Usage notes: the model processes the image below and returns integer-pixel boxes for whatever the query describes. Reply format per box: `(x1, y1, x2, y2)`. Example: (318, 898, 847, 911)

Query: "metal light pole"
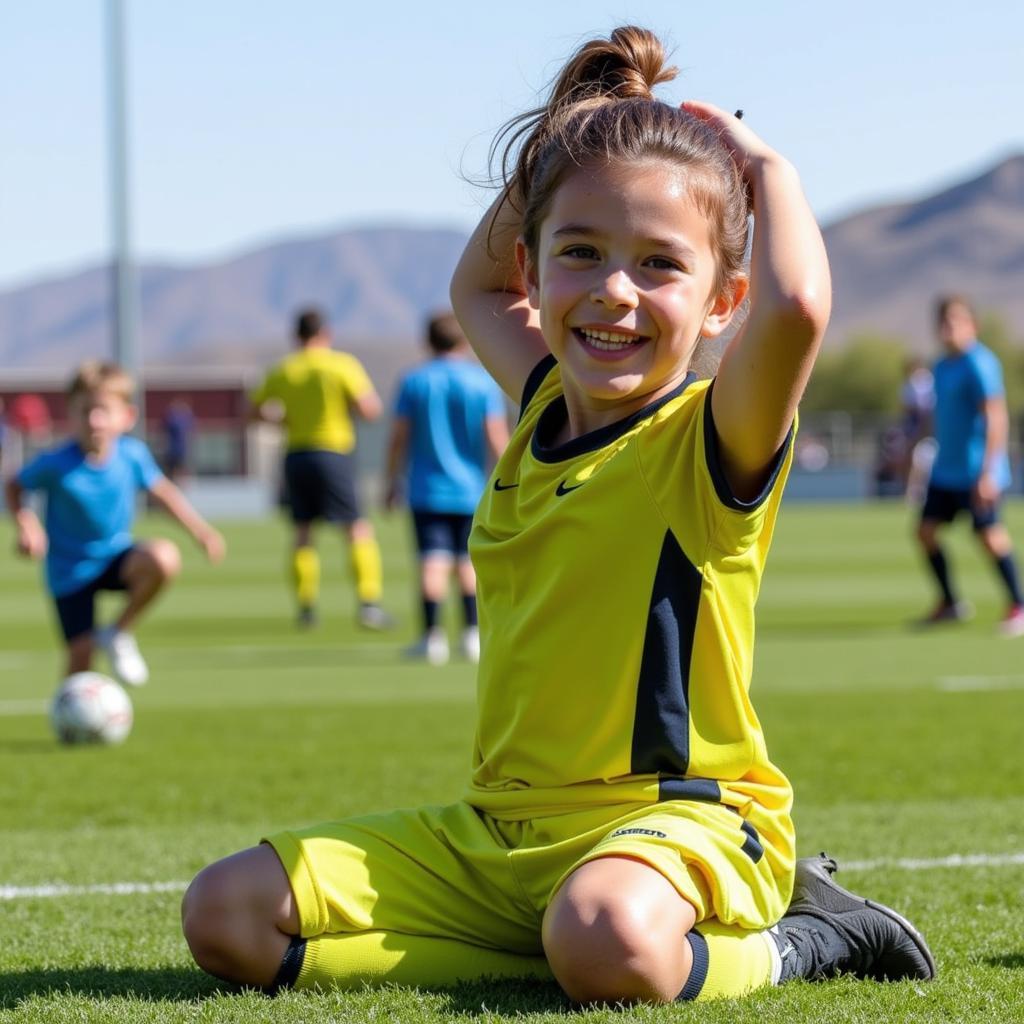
(106, 0, 143, 432)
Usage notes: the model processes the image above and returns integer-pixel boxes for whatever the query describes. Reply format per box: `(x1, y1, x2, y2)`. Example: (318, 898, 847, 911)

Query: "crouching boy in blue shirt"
(5, 362, 225, 685)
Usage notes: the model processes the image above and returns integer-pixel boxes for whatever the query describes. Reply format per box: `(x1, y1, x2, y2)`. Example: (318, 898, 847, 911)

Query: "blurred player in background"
(250, 307, 392, 630)
(4, 361, 224, 684)
(916, 295, 1024, 634)
(161, 397, 195, 483)
(384, 312, 508, 665)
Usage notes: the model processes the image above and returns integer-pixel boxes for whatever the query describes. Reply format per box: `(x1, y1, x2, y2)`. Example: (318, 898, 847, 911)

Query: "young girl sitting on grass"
(182, 26, 934, 1003)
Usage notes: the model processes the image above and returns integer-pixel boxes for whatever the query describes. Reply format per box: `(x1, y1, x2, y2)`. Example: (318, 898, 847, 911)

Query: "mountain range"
(2, 154, 1022, 386)
(823, 153, 1024, 350)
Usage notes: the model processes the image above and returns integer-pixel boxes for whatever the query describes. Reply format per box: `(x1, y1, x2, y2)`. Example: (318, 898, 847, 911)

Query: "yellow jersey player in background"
(250, 307, 393, 630)
(183, 27, 934, 1004)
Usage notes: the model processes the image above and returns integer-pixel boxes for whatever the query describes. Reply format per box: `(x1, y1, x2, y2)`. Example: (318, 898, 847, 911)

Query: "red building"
(0, 367, 258, 476)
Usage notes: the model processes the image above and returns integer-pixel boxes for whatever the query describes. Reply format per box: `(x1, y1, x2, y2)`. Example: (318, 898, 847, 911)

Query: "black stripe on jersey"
(703, 380, 795, 511)
(739, 819, 765, 863)
(518, 354, 558, 422)
(657, 777, 722, 803)
(631, 530, 701, 776)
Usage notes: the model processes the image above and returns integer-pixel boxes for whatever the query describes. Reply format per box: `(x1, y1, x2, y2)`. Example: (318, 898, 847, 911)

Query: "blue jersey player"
(915, 296, 1024, 634)
(384, 312, 508, 664)
(5, 362, 225, 685)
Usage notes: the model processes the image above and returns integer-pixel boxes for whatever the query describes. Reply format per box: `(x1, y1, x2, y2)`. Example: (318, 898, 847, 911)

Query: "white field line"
(0, 880, 188, 901)
(937, 675, 1024, 692)
(0, 643, 394, 662)
(4, 853, 1024, 901)
(0, 699, 48, 715)
(843, 852, 1024, 872)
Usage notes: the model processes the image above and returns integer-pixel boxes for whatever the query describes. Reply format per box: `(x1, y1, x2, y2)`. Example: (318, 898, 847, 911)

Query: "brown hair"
(66, 361, 135, 403)
(935, 294, 976, 325)
(493, 26, 749, 296)
(426, 311, 467, 354)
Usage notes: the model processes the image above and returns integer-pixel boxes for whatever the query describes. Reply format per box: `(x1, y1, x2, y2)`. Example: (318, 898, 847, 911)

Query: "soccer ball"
(50, 672, 133, 745)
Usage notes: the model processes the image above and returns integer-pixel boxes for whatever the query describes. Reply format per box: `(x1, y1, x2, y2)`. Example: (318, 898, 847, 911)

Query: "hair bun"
(554, 25, 677, 107)
(607, 25, 677, 97)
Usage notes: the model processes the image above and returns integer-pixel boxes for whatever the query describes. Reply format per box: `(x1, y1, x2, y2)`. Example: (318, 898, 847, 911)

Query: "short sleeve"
(972, 349, 1005, 401)
(16, 450, 56, 491)
(637, 382, 795, 558)
(338, 355, 373, 400)
(126, 438, 163, 490)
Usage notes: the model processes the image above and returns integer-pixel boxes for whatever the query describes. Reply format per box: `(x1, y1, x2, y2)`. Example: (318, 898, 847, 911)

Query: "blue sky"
(1, 1, 1021, 288)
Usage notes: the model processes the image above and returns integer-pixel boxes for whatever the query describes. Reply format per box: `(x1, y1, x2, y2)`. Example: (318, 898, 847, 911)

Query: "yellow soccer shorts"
(264, 798, 791, 953)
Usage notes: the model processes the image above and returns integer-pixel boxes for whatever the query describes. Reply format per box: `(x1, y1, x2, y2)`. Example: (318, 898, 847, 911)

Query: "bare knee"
(181, 846, 296, 987)
(127, 540, 181, 586)
(147, 539, 182, 581)
(346, 518, 374, 543)
(181, 859, 248, 980)
(977, 524, 1011, 557)
(542, 858, 694, 1004)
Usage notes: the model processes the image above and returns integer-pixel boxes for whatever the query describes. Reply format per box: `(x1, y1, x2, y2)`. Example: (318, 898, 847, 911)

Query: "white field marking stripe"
(0, 880, 188, 901)
(843, 852, 1024, 872)
(937, 675, 1024, 691)
(6, 852, 1024, 901)
(0, 643, 394, 660)
(0, 699, 47, 715)
(0, 653, 38, 668)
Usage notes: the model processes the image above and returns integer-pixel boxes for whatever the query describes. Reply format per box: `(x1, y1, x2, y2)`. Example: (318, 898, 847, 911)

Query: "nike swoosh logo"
(493, 479, 519, 491)
(555, 480, 584, 496)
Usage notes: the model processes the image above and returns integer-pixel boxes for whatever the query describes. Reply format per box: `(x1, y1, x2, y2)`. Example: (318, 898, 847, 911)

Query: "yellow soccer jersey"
(467, 356, 795, 841)
(250, 347, 373, 453)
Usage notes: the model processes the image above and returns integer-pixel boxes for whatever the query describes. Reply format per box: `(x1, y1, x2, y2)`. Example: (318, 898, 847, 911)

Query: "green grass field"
(2, 502, 1022, 1023)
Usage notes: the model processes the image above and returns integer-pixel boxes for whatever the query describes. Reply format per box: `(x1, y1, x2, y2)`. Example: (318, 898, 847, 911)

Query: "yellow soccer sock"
(291, 546, 320, 608)
(349, 535, 383, 603)
(292, 931, 552, 990)
(680, 920, 779, 1001)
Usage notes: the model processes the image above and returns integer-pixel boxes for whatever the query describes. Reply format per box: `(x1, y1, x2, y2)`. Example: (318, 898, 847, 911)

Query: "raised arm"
(450, 191, 550, 401)
(684, 102, 832, 501)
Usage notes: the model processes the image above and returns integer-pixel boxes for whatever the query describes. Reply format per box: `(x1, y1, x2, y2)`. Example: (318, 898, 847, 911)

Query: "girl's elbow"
(782, 285, 831, 340)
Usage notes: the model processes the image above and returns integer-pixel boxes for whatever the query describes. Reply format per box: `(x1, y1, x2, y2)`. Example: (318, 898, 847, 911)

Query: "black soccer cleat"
(775, 852, 936, 983)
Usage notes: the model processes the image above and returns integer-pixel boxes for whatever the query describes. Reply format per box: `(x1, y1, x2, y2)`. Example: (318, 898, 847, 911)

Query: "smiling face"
(68, 388, 136, 457)
(519, 158, 743, 433)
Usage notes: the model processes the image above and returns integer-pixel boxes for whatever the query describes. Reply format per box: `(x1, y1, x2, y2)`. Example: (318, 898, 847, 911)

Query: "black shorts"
(921, 483, 1000, 531)
(54, 548, 134, 642)
(411, 509, 473, 558)
(283, 450, 362, 524)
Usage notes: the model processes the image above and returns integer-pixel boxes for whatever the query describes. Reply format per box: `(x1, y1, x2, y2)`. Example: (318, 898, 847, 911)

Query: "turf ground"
(1, 501, 1023, 1023)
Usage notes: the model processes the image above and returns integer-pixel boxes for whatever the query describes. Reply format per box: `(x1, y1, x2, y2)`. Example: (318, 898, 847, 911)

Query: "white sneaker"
(404, 629, 449, 666)
(461, 626, 480, 663)
(96, 627, 149, 686)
